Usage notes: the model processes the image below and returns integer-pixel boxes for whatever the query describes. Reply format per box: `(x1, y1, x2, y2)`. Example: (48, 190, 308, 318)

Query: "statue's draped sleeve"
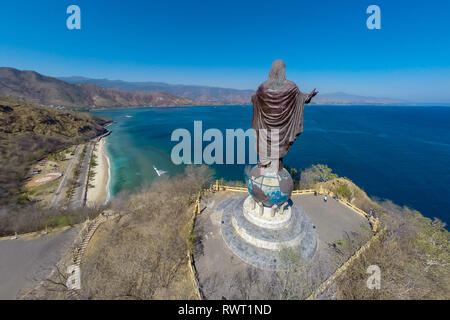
(252, 81, 307, 163)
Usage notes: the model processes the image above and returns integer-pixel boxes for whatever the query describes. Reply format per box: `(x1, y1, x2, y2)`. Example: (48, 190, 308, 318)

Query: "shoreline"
(104, 147, 111, 205)
(88, 103, 448, 113)
(86, 137, 110, 207)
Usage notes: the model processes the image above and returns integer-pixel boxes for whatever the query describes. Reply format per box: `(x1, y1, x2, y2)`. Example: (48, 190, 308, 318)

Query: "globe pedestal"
(243, 196, 292, 230)
(247, 166, 294, 207)
(219, 165, 317, 270)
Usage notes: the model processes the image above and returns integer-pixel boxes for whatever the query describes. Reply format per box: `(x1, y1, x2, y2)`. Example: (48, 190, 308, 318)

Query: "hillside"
(0, 95, 110, 205)
(0, 68, 198, 109)
(0, 67, 404, 108)
(313, 92, 403, 105)
(312, 176, 449, 299)
(60, 76, 255, 105)
(78, 83, 197, 108)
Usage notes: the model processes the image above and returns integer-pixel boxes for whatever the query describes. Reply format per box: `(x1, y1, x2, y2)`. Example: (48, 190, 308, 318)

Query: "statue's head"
(266, 59, 286, 89)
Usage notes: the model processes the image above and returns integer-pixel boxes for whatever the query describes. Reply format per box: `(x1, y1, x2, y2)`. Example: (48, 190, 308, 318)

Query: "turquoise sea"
(93, 105, 450, 224)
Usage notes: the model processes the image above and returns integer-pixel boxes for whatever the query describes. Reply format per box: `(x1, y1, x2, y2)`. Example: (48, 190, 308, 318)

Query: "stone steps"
(218, 196, 317, 271)
(231, 197, 308, 243)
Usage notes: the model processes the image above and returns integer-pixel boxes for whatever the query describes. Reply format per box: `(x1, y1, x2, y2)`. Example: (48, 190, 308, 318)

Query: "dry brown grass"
(324, 193, 450, 299)
(77, 165, 213, 299)
(0, 204, 104, 237)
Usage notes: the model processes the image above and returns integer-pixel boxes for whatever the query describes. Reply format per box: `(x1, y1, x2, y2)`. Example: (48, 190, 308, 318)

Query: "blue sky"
(1, 0, 449, 102)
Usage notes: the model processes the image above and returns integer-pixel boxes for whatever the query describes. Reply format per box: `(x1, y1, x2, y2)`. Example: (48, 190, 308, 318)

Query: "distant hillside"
(0, 67, 403, 107)
(0, 68, 198, 109)
(59, 76, 255, 105)
(60, 76, 404, 106)
(78, 83, 197, 108)
(0, 94, 110, 205)
(313, 92, 404, 105)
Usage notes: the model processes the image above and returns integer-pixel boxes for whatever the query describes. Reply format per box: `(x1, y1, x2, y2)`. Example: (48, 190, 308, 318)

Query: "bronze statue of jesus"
(252, 59, 318, 169)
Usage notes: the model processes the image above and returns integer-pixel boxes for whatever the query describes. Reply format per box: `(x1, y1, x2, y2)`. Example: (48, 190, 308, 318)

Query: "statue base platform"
(219, 196, 317, 270)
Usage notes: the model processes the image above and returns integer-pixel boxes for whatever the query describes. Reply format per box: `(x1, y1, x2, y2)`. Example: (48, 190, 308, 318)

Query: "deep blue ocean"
(93, 105, 450, 224)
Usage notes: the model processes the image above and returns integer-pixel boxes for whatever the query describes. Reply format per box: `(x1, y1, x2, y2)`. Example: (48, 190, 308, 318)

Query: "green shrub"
(45, 215, 73, 228)
(300, 164, 338, 188)
(337, 183, 352, 201)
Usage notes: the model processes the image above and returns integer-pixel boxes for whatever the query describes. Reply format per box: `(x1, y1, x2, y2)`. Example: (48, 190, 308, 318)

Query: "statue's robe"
(252, 80, 308, 167)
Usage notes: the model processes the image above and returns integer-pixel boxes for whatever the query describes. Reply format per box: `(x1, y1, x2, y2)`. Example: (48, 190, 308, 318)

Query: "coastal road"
(0, 227, 79, 299)
(69, 142, 94, 209)
(49, 145, 81, 208)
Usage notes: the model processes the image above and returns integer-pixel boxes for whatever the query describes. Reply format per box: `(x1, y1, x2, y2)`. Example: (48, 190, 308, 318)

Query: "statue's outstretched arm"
(305, 88, 319, 104)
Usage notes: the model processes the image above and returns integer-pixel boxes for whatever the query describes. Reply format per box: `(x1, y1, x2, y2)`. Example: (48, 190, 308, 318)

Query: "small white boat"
(153, 165, 167, 177)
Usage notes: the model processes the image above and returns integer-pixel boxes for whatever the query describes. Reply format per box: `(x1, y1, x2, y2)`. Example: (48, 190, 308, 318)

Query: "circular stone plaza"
(193, 190, 372, 300)
(221, 195, 317, 270)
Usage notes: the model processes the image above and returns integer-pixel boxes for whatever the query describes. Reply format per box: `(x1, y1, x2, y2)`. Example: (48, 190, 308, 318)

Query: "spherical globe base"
(247, 165, 294, 207)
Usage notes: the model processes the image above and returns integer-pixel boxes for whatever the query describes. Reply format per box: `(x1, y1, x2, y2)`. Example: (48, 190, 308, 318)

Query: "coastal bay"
(93, 105, 450, 224)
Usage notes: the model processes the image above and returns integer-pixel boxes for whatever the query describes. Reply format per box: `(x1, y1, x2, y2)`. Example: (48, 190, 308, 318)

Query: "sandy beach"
(86, 137, 110, 207)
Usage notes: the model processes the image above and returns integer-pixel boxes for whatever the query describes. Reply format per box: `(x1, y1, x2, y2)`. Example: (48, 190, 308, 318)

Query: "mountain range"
(0, 67, 404, 109)
(0, 68, 197, 109)
(312, 92, 404, 105)
(60, 76, 404, 105)
(59, 76, 255, 105)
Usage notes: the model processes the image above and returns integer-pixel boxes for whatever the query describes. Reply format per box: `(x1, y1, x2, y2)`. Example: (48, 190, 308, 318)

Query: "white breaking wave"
(153, 165, 167, 177)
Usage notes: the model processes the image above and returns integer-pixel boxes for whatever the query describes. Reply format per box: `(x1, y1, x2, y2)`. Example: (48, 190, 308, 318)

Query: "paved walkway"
(0, 228, 79, 300)
(291, 194, 368, 244)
